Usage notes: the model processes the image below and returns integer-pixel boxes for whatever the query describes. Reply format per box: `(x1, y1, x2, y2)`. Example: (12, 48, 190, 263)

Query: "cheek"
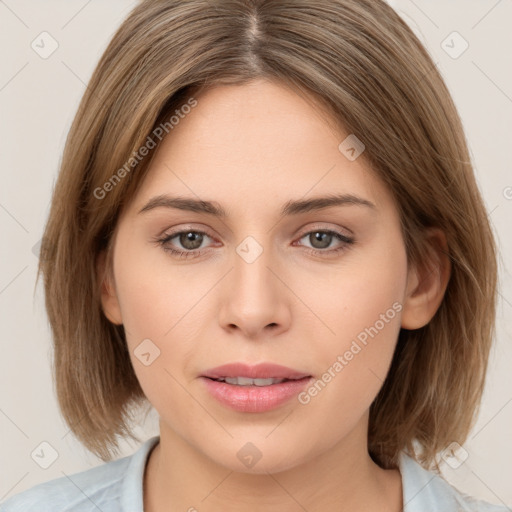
(311, 236, 407, 351)
(113, 258, 199, 422)
(110, 241, 204, 403)
(113, 235, 207, 343)
(301, 238, 407, 418)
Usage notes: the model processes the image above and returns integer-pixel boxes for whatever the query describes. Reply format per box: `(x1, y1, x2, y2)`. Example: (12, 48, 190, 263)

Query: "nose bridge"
(218, 232, 290, 335)
(232, 233, 280, 302)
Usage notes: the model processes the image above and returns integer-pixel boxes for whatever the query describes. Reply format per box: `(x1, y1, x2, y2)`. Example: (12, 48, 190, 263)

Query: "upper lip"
(201, 363, 311, 380)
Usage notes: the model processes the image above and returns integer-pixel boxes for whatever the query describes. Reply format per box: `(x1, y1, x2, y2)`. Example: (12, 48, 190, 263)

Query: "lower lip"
(200, 376, 313, 413)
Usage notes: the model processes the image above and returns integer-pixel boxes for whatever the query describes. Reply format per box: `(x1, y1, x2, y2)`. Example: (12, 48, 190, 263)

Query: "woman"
(1, 1, 508, 511)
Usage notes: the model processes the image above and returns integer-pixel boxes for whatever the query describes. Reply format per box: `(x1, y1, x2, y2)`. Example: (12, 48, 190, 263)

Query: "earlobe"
(96, 250, 123, 325)
(400, 229, 451, 330)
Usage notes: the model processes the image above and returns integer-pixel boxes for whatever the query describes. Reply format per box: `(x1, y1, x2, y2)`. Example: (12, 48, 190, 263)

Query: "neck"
(143, 417, 403, 512)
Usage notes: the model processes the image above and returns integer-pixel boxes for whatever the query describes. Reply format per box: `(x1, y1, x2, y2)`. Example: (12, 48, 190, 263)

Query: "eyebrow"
(138, 193, 376, 217)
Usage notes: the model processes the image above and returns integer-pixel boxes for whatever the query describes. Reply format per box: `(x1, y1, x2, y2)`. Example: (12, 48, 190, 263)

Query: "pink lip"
(200, 363, 312, 413)
(201, 362, 310, 380)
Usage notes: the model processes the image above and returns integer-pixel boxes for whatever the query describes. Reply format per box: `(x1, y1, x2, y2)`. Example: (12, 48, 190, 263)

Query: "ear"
(96, 249, 123, 325)
(401, 228, 451, 330)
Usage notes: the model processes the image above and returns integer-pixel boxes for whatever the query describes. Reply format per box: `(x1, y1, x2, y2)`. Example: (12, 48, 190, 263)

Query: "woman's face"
(102, 79, 413, 473)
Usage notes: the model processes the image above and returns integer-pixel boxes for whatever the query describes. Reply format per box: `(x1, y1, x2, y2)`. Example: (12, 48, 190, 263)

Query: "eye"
(295, 228, 354, 256)
(154, 226, 355, 259)
(156, 229, 215, 259)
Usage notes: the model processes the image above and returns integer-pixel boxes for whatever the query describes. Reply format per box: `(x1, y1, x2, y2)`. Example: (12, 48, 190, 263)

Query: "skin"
(99, 78, 450, 512)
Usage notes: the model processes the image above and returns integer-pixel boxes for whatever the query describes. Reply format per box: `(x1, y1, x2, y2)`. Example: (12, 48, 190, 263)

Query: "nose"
(217, 240, 292, 339)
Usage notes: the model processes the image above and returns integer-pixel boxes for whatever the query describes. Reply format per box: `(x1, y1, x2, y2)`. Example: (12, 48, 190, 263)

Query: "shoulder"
(398, 452, 510, 512)
(0, 456, 128, 512)
(0, 459, 126, 512)
(0, 436, 160, 512)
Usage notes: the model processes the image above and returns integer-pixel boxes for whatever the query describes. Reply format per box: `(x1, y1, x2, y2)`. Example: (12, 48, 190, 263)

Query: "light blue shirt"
(1, 436, 509, 511)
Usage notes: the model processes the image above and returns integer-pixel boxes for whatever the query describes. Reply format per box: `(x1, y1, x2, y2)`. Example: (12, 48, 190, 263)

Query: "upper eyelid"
(161, 224, 353, 246)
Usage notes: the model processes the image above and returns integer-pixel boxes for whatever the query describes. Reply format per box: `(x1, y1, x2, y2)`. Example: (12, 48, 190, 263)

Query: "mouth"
(200, 363, 313, 412)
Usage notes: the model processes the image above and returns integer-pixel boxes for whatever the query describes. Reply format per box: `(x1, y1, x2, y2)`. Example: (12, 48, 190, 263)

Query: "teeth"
(220, 377, 287, 386)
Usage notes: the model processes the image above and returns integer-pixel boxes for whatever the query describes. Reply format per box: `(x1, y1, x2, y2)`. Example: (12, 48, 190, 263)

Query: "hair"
(37, 0, 497, 470)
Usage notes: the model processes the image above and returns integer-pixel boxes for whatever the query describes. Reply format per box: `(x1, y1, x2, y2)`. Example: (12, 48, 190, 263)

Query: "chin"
(205, 437, 310, 476)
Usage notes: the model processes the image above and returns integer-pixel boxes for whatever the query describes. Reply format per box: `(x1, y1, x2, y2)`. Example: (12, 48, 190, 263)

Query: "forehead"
(127, 80, 394, 219)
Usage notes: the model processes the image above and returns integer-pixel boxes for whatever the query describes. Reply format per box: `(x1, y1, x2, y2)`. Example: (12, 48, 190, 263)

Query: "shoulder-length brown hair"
(37, 0, 497, 469)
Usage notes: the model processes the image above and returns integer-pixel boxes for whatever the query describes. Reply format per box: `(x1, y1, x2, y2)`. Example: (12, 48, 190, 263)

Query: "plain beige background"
(1, 0, 511, 507)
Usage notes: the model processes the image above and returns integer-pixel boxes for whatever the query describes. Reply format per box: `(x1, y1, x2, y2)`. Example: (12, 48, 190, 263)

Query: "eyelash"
(154, 226, 355, 260)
